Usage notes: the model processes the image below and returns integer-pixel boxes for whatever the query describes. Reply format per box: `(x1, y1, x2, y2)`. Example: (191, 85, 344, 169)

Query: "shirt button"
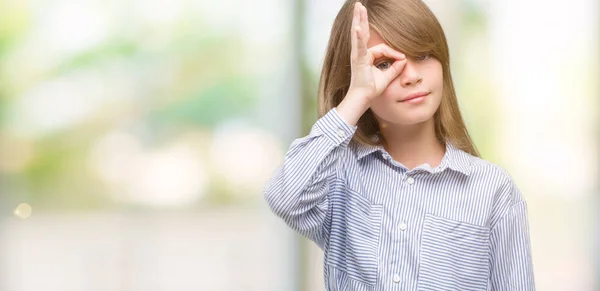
(393, 274, 401, 283)
(399, 222, 407, 231)
(337, 130, 345, 138)
(406, 177, 414, 185)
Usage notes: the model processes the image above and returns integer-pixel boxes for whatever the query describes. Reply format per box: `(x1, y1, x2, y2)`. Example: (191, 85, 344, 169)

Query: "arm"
(265, 1, 407, 249)
(264, 108, 356, 247)
(489, 188, 536, 290)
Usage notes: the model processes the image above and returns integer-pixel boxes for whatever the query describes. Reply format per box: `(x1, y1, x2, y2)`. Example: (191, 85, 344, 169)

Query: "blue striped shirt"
(264, 108, 535, 290)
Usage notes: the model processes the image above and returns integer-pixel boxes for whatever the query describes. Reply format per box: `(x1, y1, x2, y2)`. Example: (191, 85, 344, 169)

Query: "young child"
(264, 0, 535, 290)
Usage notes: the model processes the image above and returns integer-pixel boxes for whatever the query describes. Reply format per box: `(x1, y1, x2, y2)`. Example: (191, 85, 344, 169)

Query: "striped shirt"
(264, 108, 535, 291)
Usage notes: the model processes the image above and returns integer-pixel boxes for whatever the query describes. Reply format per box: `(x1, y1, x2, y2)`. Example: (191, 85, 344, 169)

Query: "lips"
(400, 92, 430, 102)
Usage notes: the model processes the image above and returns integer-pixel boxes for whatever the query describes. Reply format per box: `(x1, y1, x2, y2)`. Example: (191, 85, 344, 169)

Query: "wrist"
(337, 92, 371, 126)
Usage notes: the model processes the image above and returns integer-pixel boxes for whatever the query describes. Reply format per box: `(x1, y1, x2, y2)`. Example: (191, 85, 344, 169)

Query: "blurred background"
(0, 0, 597, 290)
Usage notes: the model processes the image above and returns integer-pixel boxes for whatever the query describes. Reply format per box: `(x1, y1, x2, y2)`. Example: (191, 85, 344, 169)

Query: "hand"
(337, 2, 407, 125)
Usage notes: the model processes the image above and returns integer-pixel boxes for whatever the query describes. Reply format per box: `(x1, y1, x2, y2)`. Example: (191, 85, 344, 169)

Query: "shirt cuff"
(314, 107, 357, 146)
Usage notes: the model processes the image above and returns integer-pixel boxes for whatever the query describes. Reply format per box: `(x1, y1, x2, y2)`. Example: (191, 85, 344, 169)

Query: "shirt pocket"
(326, 189, 383, 286)
(417, 213, 491, 291)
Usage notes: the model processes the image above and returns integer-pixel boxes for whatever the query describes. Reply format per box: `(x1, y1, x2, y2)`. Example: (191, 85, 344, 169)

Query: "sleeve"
(489, 187, 536, 290)
(264, 108, 356, 247)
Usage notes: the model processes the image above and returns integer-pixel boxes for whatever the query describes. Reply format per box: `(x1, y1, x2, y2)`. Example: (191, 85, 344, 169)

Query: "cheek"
(430, 64, 444, 90)
(435, 74, 444, 91)
(379, 79, 403, 100)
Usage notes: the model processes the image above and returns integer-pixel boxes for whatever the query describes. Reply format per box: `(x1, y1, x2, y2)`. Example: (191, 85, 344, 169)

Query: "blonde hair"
(317, 0, 480, 157)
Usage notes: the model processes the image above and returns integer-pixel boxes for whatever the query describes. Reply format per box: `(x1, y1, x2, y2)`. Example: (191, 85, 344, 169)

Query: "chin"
(396, 116, 433, 126)
(374, 108, 436, 127)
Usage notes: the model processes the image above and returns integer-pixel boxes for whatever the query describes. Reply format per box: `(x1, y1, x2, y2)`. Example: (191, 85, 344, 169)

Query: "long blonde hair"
(317, 0, 480, 157)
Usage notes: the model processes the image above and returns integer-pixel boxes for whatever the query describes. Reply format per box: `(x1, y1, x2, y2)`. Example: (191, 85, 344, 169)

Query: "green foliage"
(151, 77, 255, 127)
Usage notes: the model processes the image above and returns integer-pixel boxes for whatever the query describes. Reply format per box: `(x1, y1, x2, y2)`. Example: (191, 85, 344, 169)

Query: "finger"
(368, 43, 406, 61)
(352, 2, 360, 27)
(350, 3, 360, 62)
(360, 5, 370, 41)
(356, 26, 369, 65)
(382, 59, 407, 84)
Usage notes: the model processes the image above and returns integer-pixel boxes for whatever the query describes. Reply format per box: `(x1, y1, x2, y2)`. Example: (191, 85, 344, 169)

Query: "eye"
(375, 59, 393, 70)
(416, 54, 431, 61)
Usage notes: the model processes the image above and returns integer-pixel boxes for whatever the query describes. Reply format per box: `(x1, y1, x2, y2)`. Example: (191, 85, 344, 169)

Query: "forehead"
(367, 29, 386, 49)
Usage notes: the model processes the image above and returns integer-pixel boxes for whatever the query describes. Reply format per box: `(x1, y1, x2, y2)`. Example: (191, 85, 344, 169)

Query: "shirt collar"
(352, 140, 472, 176)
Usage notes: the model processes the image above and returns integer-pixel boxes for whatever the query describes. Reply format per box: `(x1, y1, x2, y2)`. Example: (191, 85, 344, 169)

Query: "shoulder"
(459, 153, 529, 228)
(467, 154, 526, 208)
(469, 155, 512, 181)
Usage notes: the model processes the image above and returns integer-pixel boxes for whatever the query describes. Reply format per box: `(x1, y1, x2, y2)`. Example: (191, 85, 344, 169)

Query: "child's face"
(367, 29, 443, 128)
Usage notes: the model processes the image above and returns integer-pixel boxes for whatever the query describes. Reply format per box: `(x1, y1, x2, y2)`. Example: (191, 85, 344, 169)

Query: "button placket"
(399, 222, 407, 231)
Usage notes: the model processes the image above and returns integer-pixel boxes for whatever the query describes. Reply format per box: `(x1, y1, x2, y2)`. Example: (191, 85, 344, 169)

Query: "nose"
(399, 61, 422, 87)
